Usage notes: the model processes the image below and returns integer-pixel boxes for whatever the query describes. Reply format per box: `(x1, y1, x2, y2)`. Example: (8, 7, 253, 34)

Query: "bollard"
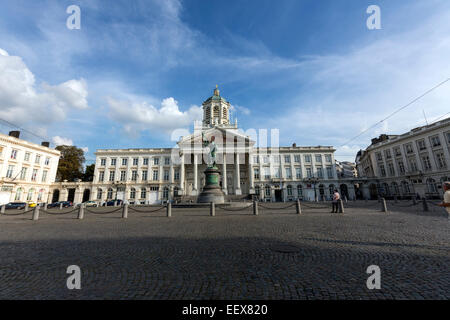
(25, 203, 29, 212)
(296, 200, 302, 214)
(122, 203, 128, 219)
(253, 200, 258, 216)
(167, 202, 172, 217)
(422, 198, 429, 212)
(344, 196, 348, 203)
(59, 202, 63, 210)
(338, 199, 344, 214)
(210, 202, 215, 217)
(32, 205, 40, 221)
(394, 196, 398, 203)
(1, 205, 5, 214)
(412, 197, 417, 205)
(114, 200, 118, 207)
(381, 198, 388, 213)
(44, 202, 48, 211)
(77, 204, 84, 220)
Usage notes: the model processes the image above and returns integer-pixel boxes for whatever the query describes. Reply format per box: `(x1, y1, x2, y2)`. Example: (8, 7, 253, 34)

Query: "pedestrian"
(331, 189, 340, 213)
(438, 181, 450, 218)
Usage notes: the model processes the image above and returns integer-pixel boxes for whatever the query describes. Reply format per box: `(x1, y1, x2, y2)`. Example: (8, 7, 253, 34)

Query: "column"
(193, 153, 198, 195)
(235, 152, 241, 195)
(248, 153, 254, 193)
(222, 153, 228, 195)
(170, 164, 174, 184)
(180, 153, 185, 195)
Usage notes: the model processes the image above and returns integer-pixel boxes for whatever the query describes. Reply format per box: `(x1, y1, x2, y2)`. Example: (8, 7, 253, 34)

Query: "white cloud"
(81, 147, 89, 153)
(107, 96, 202, 137)
(0, 49, 89, 127)
(230, 104, 251, 116)
(52, 136, 73, 146)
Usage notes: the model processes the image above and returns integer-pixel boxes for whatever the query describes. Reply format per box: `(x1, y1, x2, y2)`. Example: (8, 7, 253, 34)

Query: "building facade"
(0, 131, 60, 205)
(355, 117, 450, 199)
(50, 87, 351, 204)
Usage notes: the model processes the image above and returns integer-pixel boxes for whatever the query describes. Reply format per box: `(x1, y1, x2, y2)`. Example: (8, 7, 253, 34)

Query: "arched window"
(107, 188, 113, 199)
(163, 187, 169, 200)
(287, 185, 293, 196)
(328, 184, 335, 195)
(97, 188, 103, 200)
(213, 105, 220, 118)
(27, 188, 34, 201)
(265, 185, 271, 197)
(391, 182, 399, 195)
(130, 188, 136, 199)
(401, 181, 410, 194)
(427, 179, 438, 194)
(174, 187, 179, 197)
(297, 185, 303, 197)
(15, 188, 23, 201)
(140, 188, 147, 199)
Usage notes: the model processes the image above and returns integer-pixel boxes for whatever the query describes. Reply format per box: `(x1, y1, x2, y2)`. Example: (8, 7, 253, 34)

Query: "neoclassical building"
(356, 117, 450, 199)
(50, 87, 350, 204)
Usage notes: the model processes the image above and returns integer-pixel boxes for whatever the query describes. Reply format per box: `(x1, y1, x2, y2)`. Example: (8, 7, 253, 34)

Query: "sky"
(0, 0, 449, 163)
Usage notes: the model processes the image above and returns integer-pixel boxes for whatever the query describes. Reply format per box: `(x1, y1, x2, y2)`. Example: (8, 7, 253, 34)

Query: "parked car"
(48, 201, 73, 208)
(77, 201, 98, 208)
(27, 202, 37, 208)
(47, 202, 61, 208)
(5, 202, 27, 210)
(104, 199, 123, 206)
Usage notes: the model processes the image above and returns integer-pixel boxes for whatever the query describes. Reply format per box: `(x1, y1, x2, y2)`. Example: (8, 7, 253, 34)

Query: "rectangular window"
(296, 168, 302, 179)
(31, 169, 38, 181)
(165, 157, 170, 165)
(315, 155, 322, 163)
(326, 166, 333, 178)
(111, 158, 116, 166)
(42, 170, 48, 183)
(122, 158, 128, 166)
(417, 140, 426, 151)
(325, 154, 332, 163)
(376, 152, 383, 161)
(120, 171, 127, 181)
(100, 158, 106, 166)
(388, 163, 395, 176)
(430, 136, 441, 147)
(263, 156, 269, 164)
(44, 157, 50, 166)
(133, 158, 138, 166)
(153, 170, 159, 181)
(294, 155, 300, 163)
(109, 171, 115, 181)
(421, 155, 432, 170)
(10, 149, 17, 160)
(164, 170, 169, 181)
(174, 170, 180, 181)
(143, 158, 149, 165)
(398, 161, 405, 174)
(306, 167, 312, 178)
(272, 155, 280, 163)
(394, 147, 402, 157)
(20, 167, 27, 180)
(436, 152, 446, 169)
(317, 167, 323, 178)
(153, 157, 160, 165)
(304, 155, 311, 163)
(273, 167, 280, 178)
(253, 156, 259, 164)
(24, 152, 31, 162)
(385, 149, 392, 159)
(142, 170, 148, 181)
(379, 164, 386, 177)
(35, 155, 41, 164)
(6, 165, 14, 178)
(254, 168, 260, 180)
(99, 171, 105, 182)
(447, 132, 450, 144)
(131, 170, 138, 181)
(285, 167, 292, 179)
(264, 167, 270, 180)
(284, 155, 291, 163)
(408, 158, 418, 172)
(405, 144, 413, 154)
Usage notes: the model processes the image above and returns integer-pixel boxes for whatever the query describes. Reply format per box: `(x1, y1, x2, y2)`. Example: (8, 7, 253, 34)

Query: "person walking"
(331, 189, 340, 213)
(438, 181, 450, 218)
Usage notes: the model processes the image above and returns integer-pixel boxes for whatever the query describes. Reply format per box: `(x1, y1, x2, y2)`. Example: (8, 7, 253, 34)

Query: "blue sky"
(0, 0, 449, 163)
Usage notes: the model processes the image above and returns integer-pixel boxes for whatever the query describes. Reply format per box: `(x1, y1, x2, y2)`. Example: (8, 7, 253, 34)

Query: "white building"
(356, 117, 450, 199)
(0, 131, 60, 205)
(50, 87, 351, 204)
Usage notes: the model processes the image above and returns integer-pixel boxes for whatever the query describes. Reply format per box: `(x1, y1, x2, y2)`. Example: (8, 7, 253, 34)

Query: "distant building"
(336, 161, 357, 179)
(0, 131, 60, 205)
(355, 117, 450, 199)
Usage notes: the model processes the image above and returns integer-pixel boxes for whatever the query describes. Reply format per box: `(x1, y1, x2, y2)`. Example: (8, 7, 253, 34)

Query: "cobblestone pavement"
(0, 201, 448, 300)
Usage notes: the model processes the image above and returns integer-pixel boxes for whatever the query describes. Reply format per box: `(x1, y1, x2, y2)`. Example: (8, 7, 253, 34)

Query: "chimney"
(8, 131, 20, 138)
(292, 143, 297, 148)
(41, 142, 50, 147)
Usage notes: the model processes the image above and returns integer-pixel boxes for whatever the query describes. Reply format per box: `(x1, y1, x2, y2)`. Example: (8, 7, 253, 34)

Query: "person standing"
(438, 181, 450, 218)
(331, 189, 340, 213)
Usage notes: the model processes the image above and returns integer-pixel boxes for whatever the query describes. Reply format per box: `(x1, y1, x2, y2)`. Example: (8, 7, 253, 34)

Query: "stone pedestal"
(197, 166, 225, 204)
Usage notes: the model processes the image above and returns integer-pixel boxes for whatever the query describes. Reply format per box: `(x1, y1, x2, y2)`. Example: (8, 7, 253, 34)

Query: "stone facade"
(356, 117, 450, 199)
(0, 131, 60, 205)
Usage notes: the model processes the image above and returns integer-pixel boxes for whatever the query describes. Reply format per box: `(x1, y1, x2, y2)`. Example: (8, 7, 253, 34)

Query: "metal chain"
(258, 202, 297, 210)
(1, 208, 35, 216)
(85, 207, 123, 214)
(42, 208, 79, 215)
(128, 206, 166, 213)
(216, 204, 253, 211)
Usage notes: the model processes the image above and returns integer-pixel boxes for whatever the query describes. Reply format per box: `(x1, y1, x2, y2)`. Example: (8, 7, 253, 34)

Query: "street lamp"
(304, 176, 320, 202)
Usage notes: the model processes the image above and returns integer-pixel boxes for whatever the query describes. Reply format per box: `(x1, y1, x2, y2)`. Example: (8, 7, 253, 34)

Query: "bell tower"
(202, 85, 232, 128)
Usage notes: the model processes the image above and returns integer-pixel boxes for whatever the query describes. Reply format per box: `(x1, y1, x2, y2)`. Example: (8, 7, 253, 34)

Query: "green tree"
(55, 145, 85, 182)
(83, 164, 95, 181)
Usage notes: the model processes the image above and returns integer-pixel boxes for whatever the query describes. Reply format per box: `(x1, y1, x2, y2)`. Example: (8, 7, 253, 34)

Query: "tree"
(83, 164, 95, 182)
(55, 145, 85, 182)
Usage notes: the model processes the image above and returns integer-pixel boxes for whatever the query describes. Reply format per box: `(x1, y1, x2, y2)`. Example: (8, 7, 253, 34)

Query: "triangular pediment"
(177, 127, 255, 150)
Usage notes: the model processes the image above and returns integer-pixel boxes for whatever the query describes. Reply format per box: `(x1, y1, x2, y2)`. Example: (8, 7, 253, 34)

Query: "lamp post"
(305, 177, 320, 202)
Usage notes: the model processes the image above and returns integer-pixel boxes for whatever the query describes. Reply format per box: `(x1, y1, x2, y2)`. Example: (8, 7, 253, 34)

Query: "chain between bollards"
(32, 205, 40, 221)
(167, 202, 172, 217)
